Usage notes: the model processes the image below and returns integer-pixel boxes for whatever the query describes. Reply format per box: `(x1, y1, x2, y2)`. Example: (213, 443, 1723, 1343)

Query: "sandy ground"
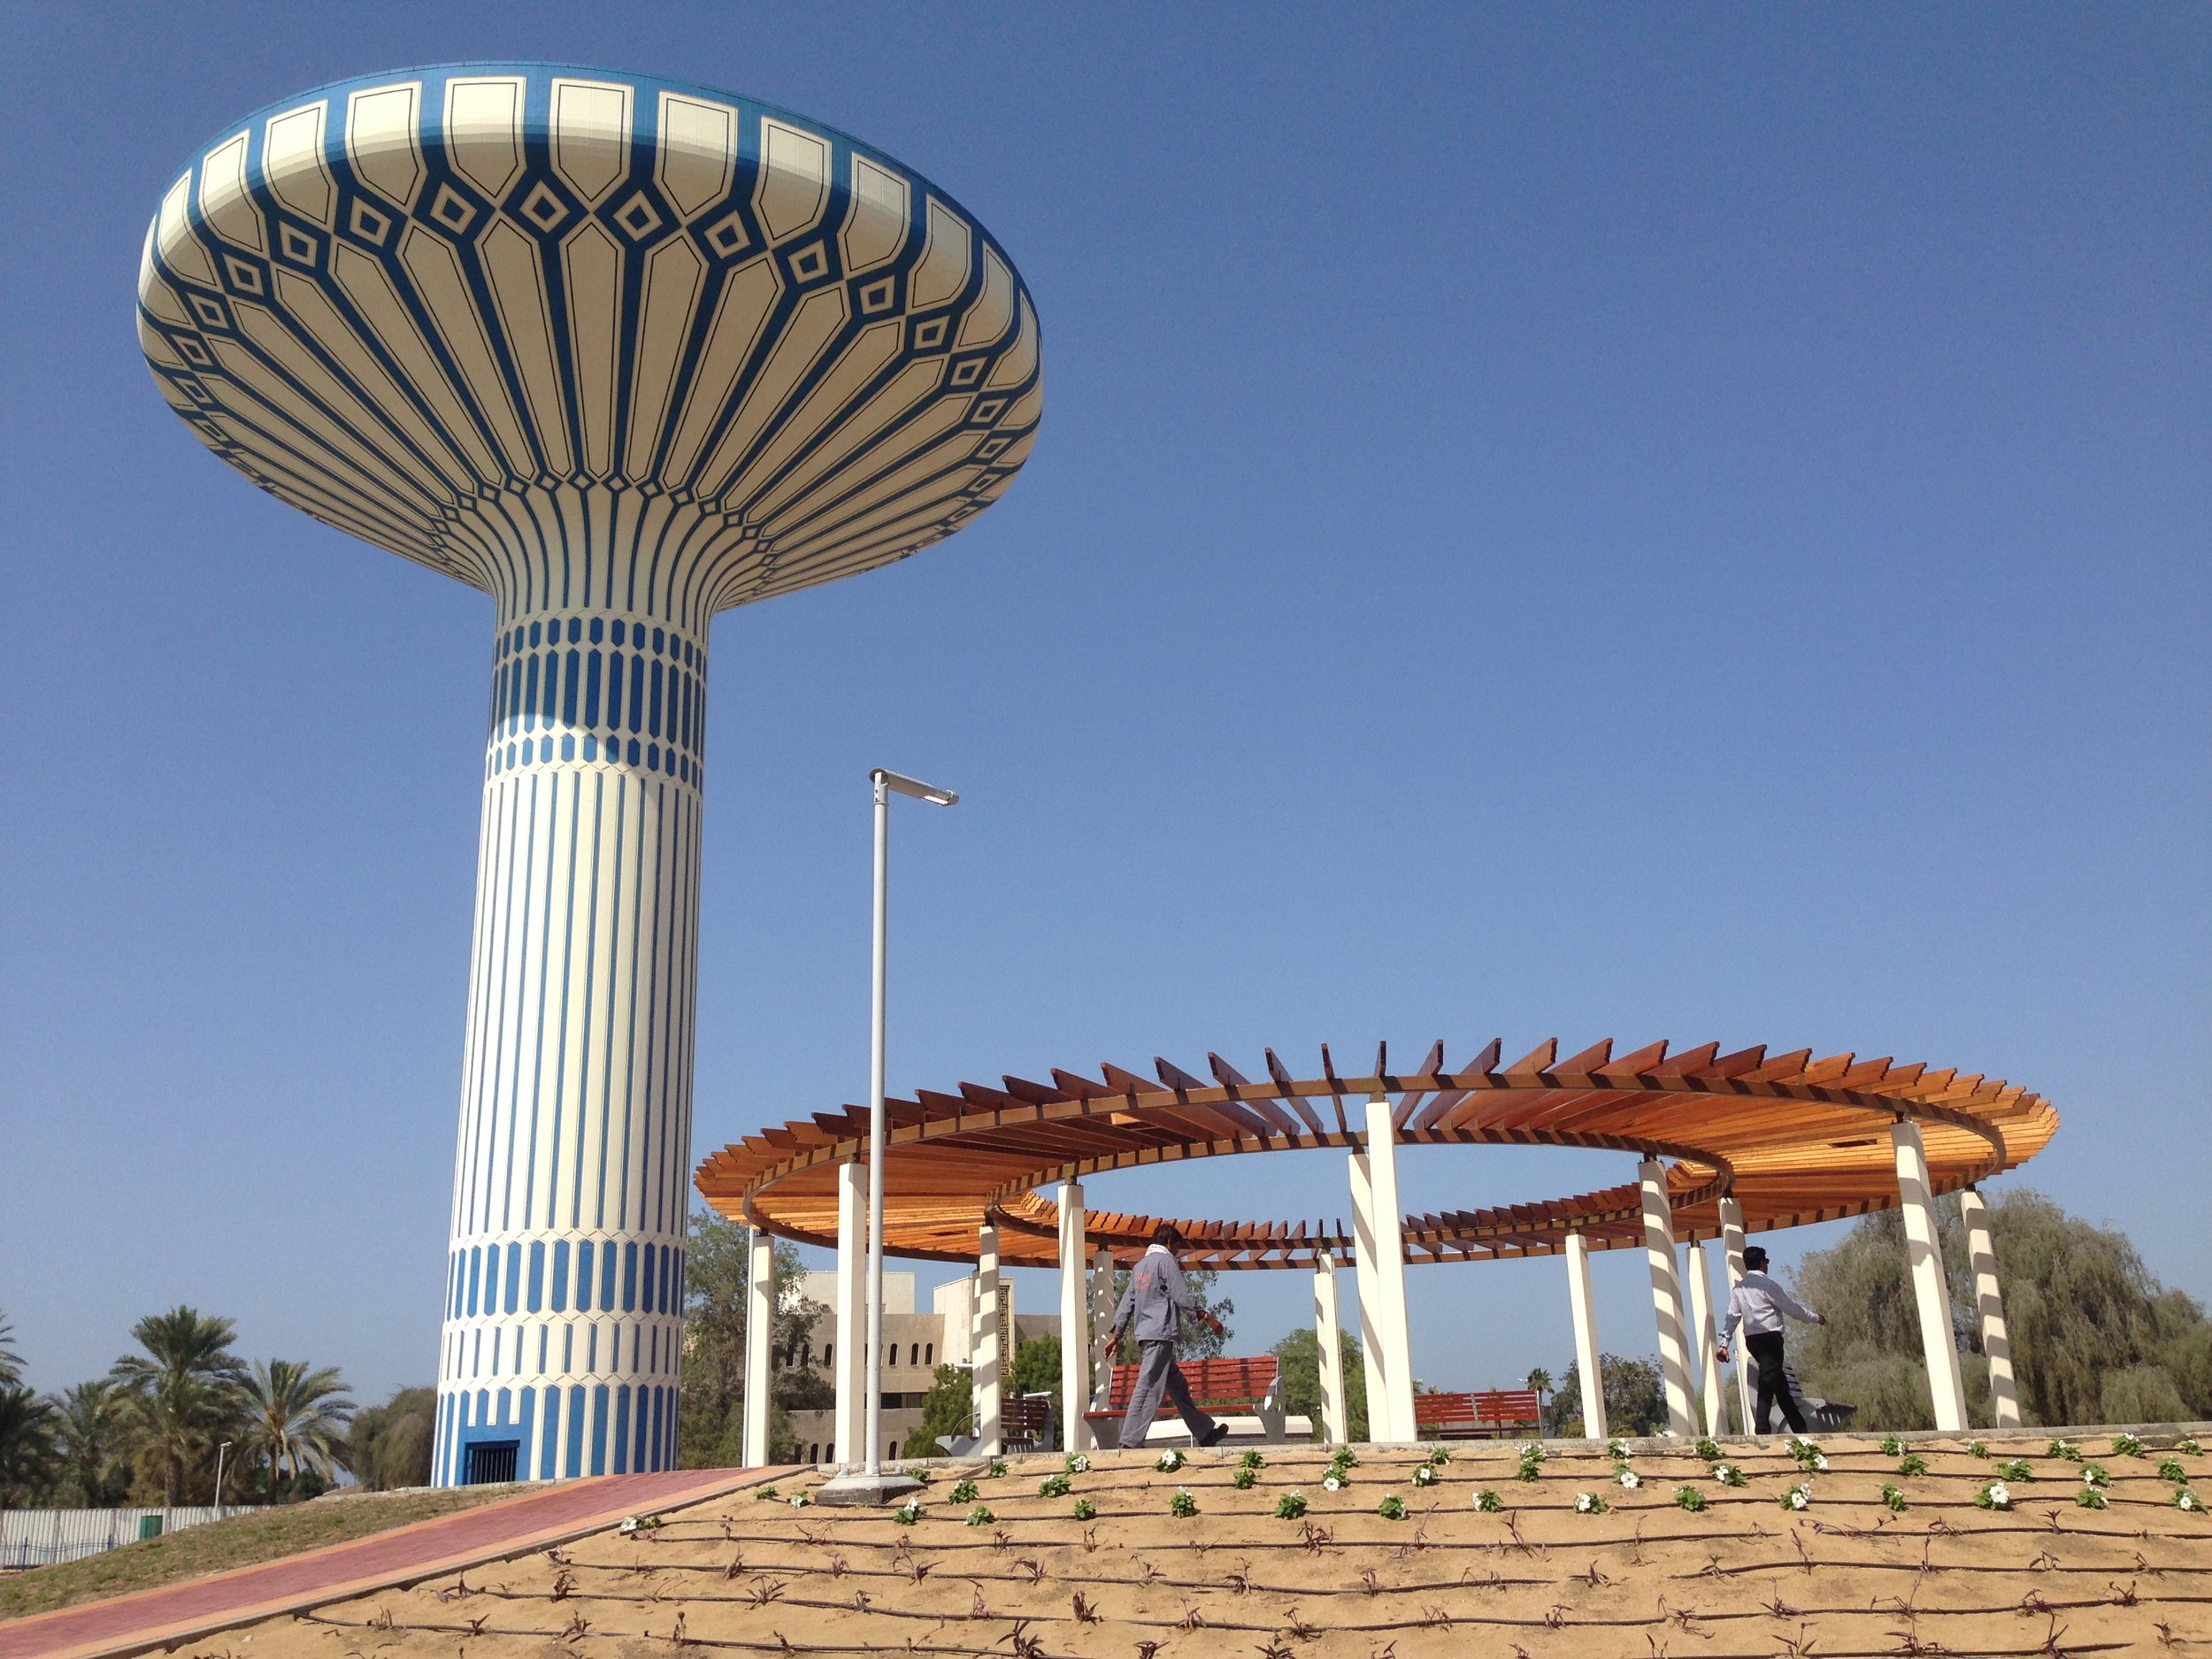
(229, 1432, 2209, 1657)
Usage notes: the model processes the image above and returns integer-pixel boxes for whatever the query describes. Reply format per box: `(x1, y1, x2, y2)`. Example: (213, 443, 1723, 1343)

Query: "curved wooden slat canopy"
(694, 1038, 2056, 1269)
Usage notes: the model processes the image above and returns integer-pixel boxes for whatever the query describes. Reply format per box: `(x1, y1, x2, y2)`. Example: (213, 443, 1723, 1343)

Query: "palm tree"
(52, 1380, 131, 1506)
(1525, 1367, 1554, 1432)
(0, 1384, 56, 1509)
(0, 1311, 21, 1386)
(111, 1307, 243, 1505)
(242, 1361, 354, 1498)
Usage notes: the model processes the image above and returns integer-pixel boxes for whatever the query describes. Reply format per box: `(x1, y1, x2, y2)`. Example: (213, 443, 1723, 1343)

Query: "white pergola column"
(1717, 1197, 1754, 1434)
(1685, 1239, 1724, 1438)
(1057, 1182, 1090, 1452)
(1892, 1120, 1969, 1432)
(833, 1161, 866, 1466)
(1348, 1148, 1386, 1439)
(1565, 1231, 1606, 1441)
(1363, 1094, 1417, 1442)
(742, 1226, 775, 1467)
(1314, 1256, 1348, 1444)
(974, 1224, 1002, 1455)
(1089, 1246, 1116, 1404)
(1639, 1158, 1698, 1438)
(1958, 1187, 2020, 1428)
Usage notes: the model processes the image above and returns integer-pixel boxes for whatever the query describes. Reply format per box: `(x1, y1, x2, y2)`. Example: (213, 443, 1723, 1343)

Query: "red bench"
(1415, 1388, 1543, 1440)
(1083, 1356, 1288, 1445)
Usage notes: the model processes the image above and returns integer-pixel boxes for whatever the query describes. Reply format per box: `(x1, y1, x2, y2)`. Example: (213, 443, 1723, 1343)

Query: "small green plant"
(900, 1464, 933, 1484)
(892, 1496, 924, 1525)
(1155, 1448, 1185, 1473)
(618, 1512, 664, 1533)
(1322, 1471, 1348, 1491)
(1896, 1454, 1930, 1479)
(1694, 1438, 1723, 1461)
(1993, 1459, 2034, 1482)
(1879, 1435, 1904, 1457)
(1879, 1484, 1907, 1514)
(2111, 1432, 2145, 1458)
(1038, 1472, 1071, 1499)
(2158, 1459, 2190, 1485)
(1616, 1467, 1642, 1490)
(1064, 1452, 1091, 1474)
(1232, 1467, 1257, 1490)
(987, 1461, 1009, 1478)
(1412, 1463, 1439, 1487)
(1516, 1445, 1546, 1482)
(2177, 1438, 2202, 1456)
(1427, 1447, 1450, 1466)
(964, 1503, 995, 1526)
(1711, 1463, 1747, 1488)
(787, 1491, 811, 1509)
(1674, 1485, 1707, 1513)
(1072, 1497, 1097, 1521)
(1169, 1486, 1198, 1518)
(1474, 1488, 1504, 1512)
(1240, 1449, 1266, 1471)
(2046, 1438, 2080, 1462)
(1786, 1437, 1828, 1471)
(753, 1485, 780, 1502)
(2075, 1487, 2107, 1510)
(1778, 1481, 1813, 1511)
(1967, 1439, 1990, 1459)
(2177, 1489, 2203, 1513)
(949, 1479, 980, 1504)
(1572, 1490, 1609, 1515)
(1975, 1481, 2012, 1511)
(1376, 1494, 1408, 1520)
(1330, 1447, 1359, 1470)
(2081, 1463, 2111, 1489)
(1274, 1491, 1308, 1520)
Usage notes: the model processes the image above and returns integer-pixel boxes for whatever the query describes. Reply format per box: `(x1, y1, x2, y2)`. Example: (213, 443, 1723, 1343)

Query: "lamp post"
(213, 1440, 233, 1517)
(821, 768, 956, 1505)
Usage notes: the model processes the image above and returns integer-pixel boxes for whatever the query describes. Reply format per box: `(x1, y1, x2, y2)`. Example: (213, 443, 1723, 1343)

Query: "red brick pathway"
(0, 1466, 795, 1659)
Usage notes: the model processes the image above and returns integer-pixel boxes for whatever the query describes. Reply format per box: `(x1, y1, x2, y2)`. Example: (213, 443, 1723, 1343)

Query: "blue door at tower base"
(465, 1440, 519, 1484)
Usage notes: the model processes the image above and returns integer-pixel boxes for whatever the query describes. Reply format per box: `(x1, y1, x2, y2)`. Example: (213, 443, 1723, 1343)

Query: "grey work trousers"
(1115, 1339, 1219, 1449)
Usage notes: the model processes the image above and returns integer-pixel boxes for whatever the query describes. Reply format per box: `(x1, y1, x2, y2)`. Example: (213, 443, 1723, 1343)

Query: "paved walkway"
(0, 1466, 794, 1659)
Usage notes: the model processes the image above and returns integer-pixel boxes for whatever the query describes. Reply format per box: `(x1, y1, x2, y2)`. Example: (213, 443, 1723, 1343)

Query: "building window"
(808, 1442, 819, 1463)
(909, 1342, 920, 1366)
(822, 1343, 832, 1368)
(925, 1343, 933, 1366)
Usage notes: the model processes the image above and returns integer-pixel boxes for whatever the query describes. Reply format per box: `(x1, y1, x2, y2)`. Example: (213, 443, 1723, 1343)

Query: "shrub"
(987, 1461, 1009, 1478)
(1240, 1449, 1266, 1471)
(2046, 1438, 2079, 1462)
(1155, 1448, 1185, 1473)
(2112, 1432, 2145, 1458)
(2081, 1463, 2111, 1489)
(1695, 1437, 1723, 1460)
(1072, 1498, 1097, 1521)
(1778, 1482, 1813, 1511)
(1879, 1484, 1907, 1513)
(964, 1503, 995, 1526)
(1038, 1472, 1071, 1498)
(1376, 1494, 1407, 1520)
(2075, 1487, 2107, 1510)
(1412, 1464, 1438, 1487)
(1674, 1486, 1706, 1512)
(892, 1497, 924, 1525)
(1169, 1486, 1198, 1517)
(1975, 1481, 2011, 1510)
(1880, 1435, 1904, 1456)
(1993, 1458, 2034, 1482)
(1572, 1491, 1609, 1515)
(1474, 1488, 1503, 1512)
(1711, 1463, 1747, 1487)
(1232, 1467, 1257, 1490)
(1897, 1454, 1930, 1478)
(2158, 1459, 2190, 1485)
(1274, 1491, 1308, 1520)
(949, 1479, 979, 1504)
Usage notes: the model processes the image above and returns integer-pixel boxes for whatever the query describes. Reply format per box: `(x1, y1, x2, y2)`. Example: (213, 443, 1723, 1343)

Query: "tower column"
(1348, 1148, 1386, 1439)
(434, 608, 709, 1486)
(1314, 1257, 1348, 1444)
(1640, 1158, 1698, 1438)
(1718, 1197, 1755, 1434)
(1958, 1187, 2021, 1428)
(1565, 1231, 1606, 1441)
(973, 1225, 1002, 1455)
(743, 1226, 774, 1468)
(1685, 1240, 1724, 1438)
(1090, 1247, 1116, 1406)
(1362, 1094, 1417, 1442)
(1057, 1183, 1090, 1452)
(1892, 1120, 1969, 1432)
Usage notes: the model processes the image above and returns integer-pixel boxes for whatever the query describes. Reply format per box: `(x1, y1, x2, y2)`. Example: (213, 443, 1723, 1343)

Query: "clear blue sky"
(4, 3, 2206, 1407)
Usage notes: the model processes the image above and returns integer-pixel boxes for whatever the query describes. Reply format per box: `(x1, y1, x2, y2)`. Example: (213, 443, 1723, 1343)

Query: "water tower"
(136, 64, 1040, 1483)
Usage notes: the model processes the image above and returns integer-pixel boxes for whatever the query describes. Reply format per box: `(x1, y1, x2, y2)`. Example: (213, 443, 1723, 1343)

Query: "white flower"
(1617, 1470, 1641, 1489)
(618, 1516, 641, 1534)
(2179, 1490, 2201, 1512)
(1155, 1448, 1184, 1472)
(1573, 1491, 1604, 1513)
(1323, 1473, 1345, 1491)
(1812, 1454, 1830, 1472)
(1714, 1464, 1740, 1482)
(788, 1491, 810, 1509)
(1068, 1454, 1091, 1472)
(1786, 1485, 1810, 1510)
(1987, 1482, 2011, 1508)
(1413, 1464, 1438, 1486)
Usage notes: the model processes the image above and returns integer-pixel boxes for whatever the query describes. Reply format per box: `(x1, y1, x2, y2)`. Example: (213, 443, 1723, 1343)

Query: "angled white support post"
(1639, 1158, 1698, 1438)
(1348, 1148, 1386, 1439)
(1090, 1246, 1115, 1403)
(743, 1226, 775, 1468)
(1892, 1120, 1969, 1432)
(1685, 1239, 1724, 1438)
(1363, 1094, 1417, 1443)
(1717, 1197, 1754, 1435)
(1058, 1182, 1089, 1452)
(1566, 1231, 1606, 1441)
(974, 1224, 1002, 1455)
(833, 1160, 866, 1466)
(1314, 1256, 1348, 1444)
(1958, 1187, 2020, 1428)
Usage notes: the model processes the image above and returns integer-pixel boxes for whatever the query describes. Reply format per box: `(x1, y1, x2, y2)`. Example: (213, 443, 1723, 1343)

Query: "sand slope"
(264, 1432, 2209, 1657)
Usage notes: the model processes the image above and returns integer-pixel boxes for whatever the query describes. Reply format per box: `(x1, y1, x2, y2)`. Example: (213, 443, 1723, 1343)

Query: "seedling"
(1169, 1486, 1198, 1518)
(1376, 1494, 1408, 1520)
(1674, 1486, 1708, 1513)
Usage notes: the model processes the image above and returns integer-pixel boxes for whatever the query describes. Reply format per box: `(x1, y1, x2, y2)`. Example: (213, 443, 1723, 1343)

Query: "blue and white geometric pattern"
(135, 65, 1042, 1486)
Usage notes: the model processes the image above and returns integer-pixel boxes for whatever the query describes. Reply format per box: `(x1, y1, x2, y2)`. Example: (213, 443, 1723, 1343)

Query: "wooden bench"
(1083, 1356, 1287, 1445)
(933, 1391, 1054, 1457)
(1415, 1388, 1543, 1440)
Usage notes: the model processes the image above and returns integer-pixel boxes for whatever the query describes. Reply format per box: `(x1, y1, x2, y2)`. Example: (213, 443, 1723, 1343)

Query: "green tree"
(676, 1210, 829, 1468)
(1525, 1367, 1553, 1429)
(0, 1312, 21, 1386)
(51, 1380, 133, 1507)
(913, 1363, 975, 1454)
(1269, 1325, 1369, 1442)
(1009, 1334, 1063, 1427)
(344, 1386, 436, 1490)
(241, 1361, 353, 1500)
(110, 1307, 245, 1505)
(0, 1385, 57, 1509)
(1549, 1354, 1665, 1438)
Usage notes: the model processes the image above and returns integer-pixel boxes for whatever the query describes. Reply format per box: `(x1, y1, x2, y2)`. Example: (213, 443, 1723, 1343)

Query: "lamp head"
(872, 768, 958, 806)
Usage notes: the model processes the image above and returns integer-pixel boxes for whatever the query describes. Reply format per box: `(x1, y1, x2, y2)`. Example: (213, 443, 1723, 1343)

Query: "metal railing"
(0, 1505, 267, 1571)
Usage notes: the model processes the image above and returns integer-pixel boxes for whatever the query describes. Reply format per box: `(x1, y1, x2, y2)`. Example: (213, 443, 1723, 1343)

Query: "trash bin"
(138, 1514, 164, 1540)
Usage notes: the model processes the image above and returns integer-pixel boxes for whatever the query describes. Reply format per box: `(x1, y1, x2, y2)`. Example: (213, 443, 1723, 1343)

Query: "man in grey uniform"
(1109, 1223, 1231, 1450)
(1716, 1244, 1826, 1434)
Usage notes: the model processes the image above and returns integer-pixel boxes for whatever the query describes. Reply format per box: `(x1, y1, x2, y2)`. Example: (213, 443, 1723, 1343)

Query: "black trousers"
(1746, 1331, 1806, 1434)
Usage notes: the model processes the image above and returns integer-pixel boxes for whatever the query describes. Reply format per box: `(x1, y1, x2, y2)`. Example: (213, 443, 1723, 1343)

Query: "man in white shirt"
(1108, 1223, 1230, 1450)
(1716, 1246, 1826, 1434)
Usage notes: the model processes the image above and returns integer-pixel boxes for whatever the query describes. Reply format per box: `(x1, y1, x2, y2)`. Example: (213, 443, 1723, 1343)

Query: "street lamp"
(213, 1440, 234, 1517)
(821, 768, 956, 1505)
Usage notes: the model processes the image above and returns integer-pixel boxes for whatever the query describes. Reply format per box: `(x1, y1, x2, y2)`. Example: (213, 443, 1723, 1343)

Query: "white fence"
(0, 1506, 267, 1570)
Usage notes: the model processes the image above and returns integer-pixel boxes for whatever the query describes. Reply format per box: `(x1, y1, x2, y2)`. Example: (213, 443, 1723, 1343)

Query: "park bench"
(933, 1390, 1055, 1457)
(1414, 1388, 1544, 1440)
(1083, 1356, 1291, 1446)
